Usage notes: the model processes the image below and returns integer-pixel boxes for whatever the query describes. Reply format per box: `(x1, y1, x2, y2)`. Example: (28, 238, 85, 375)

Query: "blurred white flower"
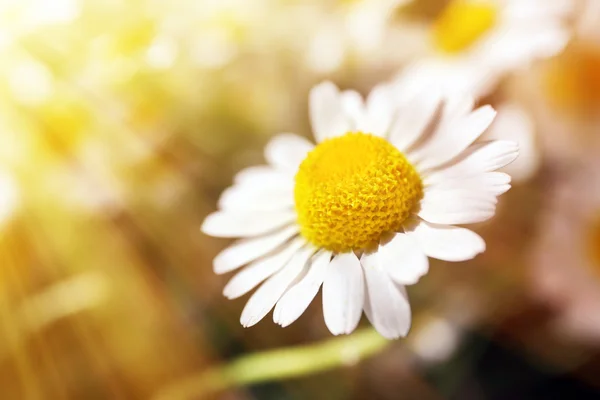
(390, 0, 570, 183)
(396, 0, 573, 98)
(411, 317, 461, 364)
(514, 0, 600, 161)
(201, 80, 518, 339)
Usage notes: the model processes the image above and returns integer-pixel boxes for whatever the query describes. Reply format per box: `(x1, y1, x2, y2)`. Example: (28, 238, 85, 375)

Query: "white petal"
(414, 105, 497, 171)
(309, 81, 351, 142)
(459, 172, 512, 196)
(389, 89, 442, 152)
(441, 92, 475, 124)
(234, 166, 293, 186)
(213, 225, 299, 274)
(418, 187, 497, 225)
(218, 180, 294, 212)
(378, 233, 429, 285)
(340, 90, 368, 131)
(426, 172, 512, 196)
(273, 250, 332, 327)
(406, 219, 486, 262)
(322, 252, 364, 335)
(341, 90, 364, 115)
(264, 133, 314, 172)
(479, 25, 569, 71)
(505, 0, 571, 19)
(223, 238, 305, 299)
(201, 210, 296, 238)
(483, 104, 534, 182)
(240, 245, 314, 327)
(425, 140, 519, 183)
(361, 252, 412, 339)
(392, 60, 482, 106)
(365, 83, 394, 136)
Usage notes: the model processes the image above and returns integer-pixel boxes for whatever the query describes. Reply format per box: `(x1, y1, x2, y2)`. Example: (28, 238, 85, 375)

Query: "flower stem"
(154, 328, 390, 400)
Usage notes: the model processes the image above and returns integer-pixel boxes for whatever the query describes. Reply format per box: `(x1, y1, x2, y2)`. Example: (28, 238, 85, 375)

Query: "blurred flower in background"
(393, 0, 573, 183)
(398, 0, 572, 96)
(518, 0, 600, 163)
(1, 0, 600, 399)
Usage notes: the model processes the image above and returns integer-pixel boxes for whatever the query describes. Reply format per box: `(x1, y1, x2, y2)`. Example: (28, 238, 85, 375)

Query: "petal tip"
(200, 212, 219, 236)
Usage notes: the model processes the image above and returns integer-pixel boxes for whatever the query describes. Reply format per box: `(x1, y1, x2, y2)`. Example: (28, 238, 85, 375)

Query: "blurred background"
(1, 0, 600, 399)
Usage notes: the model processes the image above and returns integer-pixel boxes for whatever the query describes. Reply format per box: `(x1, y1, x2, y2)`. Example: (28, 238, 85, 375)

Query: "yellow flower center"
(433, 0, 497, 54)
(294, 132, 423, 253)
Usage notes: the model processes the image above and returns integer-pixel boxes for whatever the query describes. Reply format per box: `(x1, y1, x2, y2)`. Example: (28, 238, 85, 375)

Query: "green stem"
(154, 328, 390, 400)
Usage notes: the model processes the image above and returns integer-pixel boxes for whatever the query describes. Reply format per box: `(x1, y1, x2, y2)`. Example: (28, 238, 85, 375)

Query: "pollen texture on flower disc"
(433, 0, 497, 54)
(294, 132, 423, 252)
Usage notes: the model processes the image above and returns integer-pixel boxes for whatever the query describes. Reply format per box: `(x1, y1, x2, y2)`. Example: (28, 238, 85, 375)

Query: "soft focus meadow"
(1, 0, 600, 399)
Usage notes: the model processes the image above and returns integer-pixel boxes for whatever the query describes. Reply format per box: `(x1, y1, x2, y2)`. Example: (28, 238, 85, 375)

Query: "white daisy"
(201, 81, 518, 339)
(397, 0, 573, 98)
(391, 0, 568, 183)
(518, 0, 600, 161)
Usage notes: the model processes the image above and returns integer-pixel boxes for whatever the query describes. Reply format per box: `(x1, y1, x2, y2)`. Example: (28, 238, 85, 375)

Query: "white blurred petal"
(264, 133, 314, 172)
(309, 82, 351, 142)
(389, 89, 442, 152)
(341, 90, 368, 131)
(365, 83, 394, 136)
(233, 166, 292, 186)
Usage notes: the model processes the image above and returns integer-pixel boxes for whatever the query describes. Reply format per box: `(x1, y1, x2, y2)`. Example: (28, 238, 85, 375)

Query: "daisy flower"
(520, 0, 600, 161)
(201, 81, 518, 339)
(391, 0, 570, 183)
(398, 0, 573, 98)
